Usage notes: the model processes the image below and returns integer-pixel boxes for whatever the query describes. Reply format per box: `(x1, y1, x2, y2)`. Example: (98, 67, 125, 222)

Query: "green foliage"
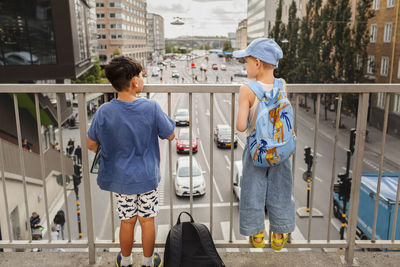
(72, 58, 103, 84)
(113, 49, 121, 56)
(199, 44, 211, 50)
(223, 40, 233, 51)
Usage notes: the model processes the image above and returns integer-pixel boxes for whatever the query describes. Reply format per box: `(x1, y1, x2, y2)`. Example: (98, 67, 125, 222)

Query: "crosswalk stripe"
(221, 221, 240, 252)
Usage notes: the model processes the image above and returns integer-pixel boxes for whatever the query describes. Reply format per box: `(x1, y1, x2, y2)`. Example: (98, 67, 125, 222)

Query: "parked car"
(172, 70, 180, 78)
(214, 124, 238, 148)
(174, 157, 206, 197)
(212, 64, 218, 70)
(176, 128, 199, 154)
(234, 70, 247, 77)
(174, 108, 190, 126)
(151, 67, 160, 77)
(220, 64, 227, 71)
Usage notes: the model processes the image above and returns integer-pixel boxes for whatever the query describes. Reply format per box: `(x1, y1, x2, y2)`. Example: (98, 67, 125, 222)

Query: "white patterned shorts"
(115, 189, 159, 220)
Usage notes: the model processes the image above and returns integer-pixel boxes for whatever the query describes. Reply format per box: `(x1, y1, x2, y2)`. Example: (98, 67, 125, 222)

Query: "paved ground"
(1, 251, 400, 266)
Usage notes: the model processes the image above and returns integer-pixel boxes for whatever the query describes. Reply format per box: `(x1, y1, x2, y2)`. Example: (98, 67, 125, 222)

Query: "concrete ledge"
(1, 251, 400, 267)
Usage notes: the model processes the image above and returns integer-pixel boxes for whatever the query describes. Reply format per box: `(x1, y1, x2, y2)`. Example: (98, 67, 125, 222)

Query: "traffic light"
(304, 147, 313, 171)
(73, 164, 82, 195)
(349, 128, 356, 155)
(334, 173, 351, 202)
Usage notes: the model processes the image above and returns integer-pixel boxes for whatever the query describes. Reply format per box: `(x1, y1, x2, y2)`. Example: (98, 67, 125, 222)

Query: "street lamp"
(170, 17, 195, 83)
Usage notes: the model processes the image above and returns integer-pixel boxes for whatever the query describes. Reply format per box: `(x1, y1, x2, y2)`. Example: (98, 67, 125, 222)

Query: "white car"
(233, 161, 242, 200)
(174, 157, 206, 197)
(221, 64, 227, 71)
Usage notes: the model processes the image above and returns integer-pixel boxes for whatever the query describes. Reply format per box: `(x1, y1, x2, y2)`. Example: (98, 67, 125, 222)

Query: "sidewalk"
(1, 251, 399, 266)
(297, 95, 400, 168)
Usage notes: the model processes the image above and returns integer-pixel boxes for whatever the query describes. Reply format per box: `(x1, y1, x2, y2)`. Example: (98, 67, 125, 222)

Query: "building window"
(384, 23, 393, 43)
(97, 34, 106, 39)
(96, 2, 104, 7)
(377, 93, 386, 109)
(380, 57, 390, 76)
(373, 0, 380, 10)
(394, 94, 400, 113)
(109, 12, 123, 19)
(387, 0, 395, 8)
(98, 44, 107, 50)
(97, 24, 105, 29)
(370, 24, 377, 43)
(96, 13, 105, 18)
(367, 56, 375, 74)
(110, 34, 117, 39)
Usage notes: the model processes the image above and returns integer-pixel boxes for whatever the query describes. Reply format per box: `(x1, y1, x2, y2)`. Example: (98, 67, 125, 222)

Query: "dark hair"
(104, 56, 143, 91)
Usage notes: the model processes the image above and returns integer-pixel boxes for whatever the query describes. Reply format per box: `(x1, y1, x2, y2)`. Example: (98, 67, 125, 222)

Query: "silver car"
(174, 157, 206, 197)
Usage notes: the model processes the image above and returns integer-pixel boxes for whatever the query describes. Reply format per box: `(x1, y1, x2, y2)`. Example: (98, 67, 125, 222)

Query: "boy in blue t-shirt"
(87, 56, 175, 267)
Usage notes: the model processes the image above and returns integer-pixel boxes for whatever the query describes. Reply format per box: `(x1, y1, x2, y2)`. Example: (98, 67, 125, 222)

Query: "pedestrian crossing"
(112, 220, 311, 252)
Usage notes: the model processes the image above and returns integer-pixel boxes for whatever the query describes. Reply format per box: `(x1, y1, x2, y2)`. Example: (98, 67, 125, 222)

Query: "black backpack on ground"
(164, 211, 225, 267)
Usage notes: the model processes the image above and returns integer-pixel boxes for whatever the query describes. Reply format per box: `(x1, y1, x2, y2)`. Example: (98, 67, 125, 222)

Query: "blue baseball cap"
(233, 38, 283, 69)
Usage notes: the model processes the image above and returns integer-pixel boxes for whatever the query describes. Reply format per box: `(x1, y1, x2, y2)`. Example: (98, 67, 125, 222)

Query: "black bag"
(164, 212, 225, 267)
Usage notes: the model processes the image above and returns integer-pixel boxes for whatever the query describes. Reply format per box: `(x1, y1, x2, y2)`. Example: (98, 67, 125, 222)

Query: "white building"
(147, 13, 165, 61)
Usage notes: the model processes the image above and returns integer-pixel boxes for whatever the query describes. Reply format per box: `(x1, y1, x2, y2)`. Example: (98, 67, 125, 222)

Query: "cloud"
(147, 3, 188, 14)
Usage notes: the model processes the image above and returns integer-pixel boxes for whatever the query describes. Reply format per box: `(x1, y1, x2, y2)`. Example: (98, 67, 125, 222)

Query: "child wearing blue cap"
(234, 38, 296, 250)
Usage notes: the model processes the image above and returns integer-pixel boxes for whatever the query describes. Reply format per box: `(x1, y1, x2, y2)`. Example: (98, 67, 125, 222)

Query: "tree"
(223, 40, 232, 51)
(113, 49, 121, 56)
(353, 0, 374, 83)
(270, 0, 283, 42)
(72, 58, 102, 84)
(277, 0, 300, 82)
(199, 44, 211, 50)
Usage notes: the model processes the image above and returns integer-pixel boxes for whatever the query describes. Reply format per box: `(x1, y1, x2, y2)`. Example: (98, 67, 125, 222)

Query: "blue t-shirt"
(88, 98, 175, 194)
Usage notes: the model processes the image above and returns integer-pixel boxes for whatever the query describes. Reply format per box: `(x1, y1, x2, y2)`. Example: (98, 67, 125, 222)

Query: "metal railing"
(0, 84, 399, 265)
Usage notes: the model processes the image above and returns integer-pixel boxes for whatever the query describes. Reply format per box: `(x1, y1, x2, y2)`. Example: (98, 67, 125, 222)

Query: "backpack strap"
(246, 81, 266, 100)
(191, 223, 225, 267)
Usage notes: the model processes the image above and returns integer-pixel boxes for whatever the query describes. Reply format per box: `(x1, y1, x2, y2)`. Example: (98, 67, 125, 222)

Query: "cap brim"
(233, 50, 248, 58)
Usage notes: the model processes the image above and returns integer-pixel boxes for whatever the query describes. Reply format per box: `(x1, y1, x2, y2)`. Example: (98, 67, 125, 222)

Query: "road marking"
(221, 221, 240, 252)
(159, 201, 239, 210)
(199, 141, 224, 202)
(196, 118, 199, 124)
(197, 127, 200, 135)
(213, 97, 245, 149)
(363, 158, 379, 171)
(206, 109, 210, 116)
(224, 155, 231, 166)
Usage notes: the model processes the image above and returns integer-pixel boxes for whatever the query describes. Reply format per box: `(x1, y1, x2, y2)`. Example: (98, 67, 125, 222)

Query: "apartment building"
(247, 0, 305, 42)
(236, 19, 248, 49)
(366, 0, 400, 136)
(147, 13, 165, 61)
(96, 0, 148, 66)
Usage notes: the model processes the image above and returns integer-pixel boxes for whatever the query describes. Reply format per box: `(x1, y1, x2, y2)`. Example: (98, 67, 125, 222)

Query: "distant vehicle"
(151, 67, 160, 77)
(212, 64, 218, 70)
(170, 61, 176, 68)
(174, 157, 206, 197)
(233, 161, 242, 200)
(221, 64, 227, 71)
(234, 70, 247, 77)
(200, 64, 207, 71)
(176, 128, 199, 154)
(172, 70, 180, 78)
(214, 124, 238, 148)
(4, 52, 40, 65)
(174, 108, 189, 126)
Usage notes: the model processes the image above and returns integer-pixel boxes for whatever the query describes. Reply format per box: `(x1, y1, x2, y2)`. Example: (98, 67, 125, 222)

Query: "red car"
(212, 64, 218, 70)
(176, 128, 199, 154)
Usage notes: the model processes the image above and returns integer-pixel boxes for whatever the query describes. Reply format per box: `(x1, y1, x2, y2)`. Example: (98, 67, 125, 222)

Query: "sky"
(147, 0, 247, 38)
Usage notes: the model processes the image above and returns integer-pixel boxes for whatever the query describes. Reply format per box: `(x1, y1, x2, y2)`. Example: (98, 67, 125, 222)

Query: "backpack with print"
(164, 212, 225, 267)
(247, 79, 296, 168)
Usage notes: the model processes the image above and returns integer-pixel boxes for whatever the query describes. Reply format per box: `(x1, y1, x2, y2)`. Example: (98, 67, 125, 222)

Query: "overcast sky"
(147, 0, 247, 38)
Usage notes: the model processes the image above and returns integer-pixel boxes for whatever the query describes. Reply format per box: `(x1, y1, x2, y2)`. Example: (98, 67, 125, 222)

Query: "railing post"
(78, 93, 96, 264)
(345, 93, 369, 264)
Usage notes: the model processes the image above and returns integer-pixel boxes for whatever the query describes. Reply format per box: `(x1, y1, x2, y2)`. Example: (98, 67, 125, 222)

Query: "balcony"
(0, 83, 400, 266)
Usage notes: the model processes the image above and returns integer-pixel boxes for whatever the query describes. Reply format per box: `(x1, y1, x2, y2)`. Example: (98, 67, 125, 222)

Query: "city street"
(56, 52, 399, 251)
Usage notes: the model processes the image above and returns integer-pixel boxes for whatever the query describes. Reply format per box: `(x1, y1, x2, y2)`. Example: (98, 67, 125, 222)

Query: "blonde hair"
(51, 226, 56, 232)
(247, 56, 275, 69)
